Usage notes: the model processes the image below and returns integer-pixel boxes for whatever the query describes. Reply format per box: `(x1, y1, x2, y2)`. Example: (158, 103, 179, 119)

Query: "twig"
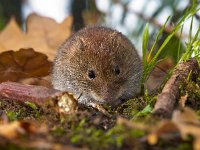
(153, 58, 199, 118)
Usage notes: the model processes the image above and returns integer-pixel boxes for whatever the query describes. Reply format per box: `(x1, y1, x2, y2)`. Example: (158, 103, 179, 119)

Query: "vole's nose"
(99, 86, 122, 106)
(104, 98, 121, 107)
(100, 87, 112, 101)
(101, 93, 120, 106)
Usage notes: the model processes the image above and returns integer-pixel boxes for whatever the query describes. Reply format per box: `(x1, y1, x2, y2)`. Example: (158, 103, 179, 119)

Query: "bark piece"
(153, 58, 200, 118)
(0, 82, 78, 114)
(0, 82, 60, 105)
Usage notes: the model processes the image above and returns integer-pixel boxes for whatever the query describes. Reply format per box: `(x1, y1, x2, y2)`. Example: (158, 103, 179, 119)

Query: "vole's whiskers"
(77, 93, 83, 100)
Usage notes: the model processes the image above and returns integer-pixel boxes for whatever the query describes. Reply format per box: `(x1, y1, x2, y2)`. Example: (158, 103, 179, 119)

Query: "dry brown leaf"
(147, 121, 179, 145)
(147, 107, 200, 150)
(172, 108, 200, 150)
(26, 14, 58, 37)
(0, 18, 50, 59)
(0, 121, 36, 139)
(0, 48, 52, 83)
(48, 16, 73, 50)
(0, 14, 73, 61)
(146, 58, 174, 92)
(19, 76, 51, 88)
(0, 18, 24, 51)
(26, 14, 73, 50)
(0, 43, 5, 50)
(172, 107, 200, 125)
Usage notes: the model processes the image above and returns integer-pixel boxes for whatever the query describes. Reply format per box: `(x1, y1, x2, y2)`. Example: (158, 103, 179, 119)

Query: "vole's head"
(52, 27, 142, 106)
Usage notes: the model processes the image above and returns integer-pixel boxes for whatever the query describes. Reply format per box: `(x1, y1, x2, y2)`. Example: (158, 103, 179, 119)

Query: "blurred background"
(0, 0, 199, 61)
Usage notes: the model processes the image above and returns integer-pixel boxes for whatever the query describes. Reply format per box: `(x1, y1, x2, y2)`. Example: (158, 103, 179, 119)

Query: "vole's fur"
(52, 26, 143, 106)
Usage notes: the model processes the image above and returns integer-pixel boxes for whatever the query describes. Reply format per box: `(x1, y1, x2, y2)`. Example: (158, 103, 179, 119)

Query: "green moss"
(172, 143, 193, 150)
(179, 80, 200, 111)
(70, 119, 115, 149)
(25, 101, 38, 110)
(6, 111, 18, 121)
(116, 94, 156, 120)
(131, 104, 153, 120)
(69, 118, 145, 149)
(51, 127, 67, 137)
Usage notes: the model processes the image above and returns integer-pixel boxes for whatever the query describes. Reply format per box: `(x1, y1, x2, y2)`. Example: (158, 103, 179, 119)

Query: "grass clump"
(141, 4, 200, 94)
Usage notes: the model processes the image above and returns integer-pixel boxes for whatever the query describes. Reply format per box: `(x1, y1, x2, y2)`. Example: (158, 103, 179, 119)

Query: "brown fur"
(52, 26, 143, 106)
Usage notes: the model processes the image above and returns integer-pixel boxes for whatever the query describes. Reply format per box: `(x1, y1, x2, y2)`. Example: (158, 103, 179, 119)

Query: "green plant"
(141, 5, 200, 93)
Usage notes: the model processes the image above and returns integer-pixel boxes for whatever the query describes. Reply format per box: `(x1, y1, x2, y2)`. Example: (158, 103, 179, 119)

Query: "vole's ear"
(110, 31, 124, 46)
(73, 37, 85, 51)
(110, 32, 119, 40)
(110, 31, 132, 50)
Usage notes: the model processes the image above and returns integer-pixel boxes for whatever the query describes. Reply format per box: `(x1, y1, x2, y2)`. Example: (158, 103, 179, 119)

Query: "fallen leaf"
(0, 48, 52, 83)
(172, 107, 200, 125)
(0, 18, 24, 51)
(0, 121, 36, 139)
(172, 107, 200, 150)
(147, 107, 200, 150)
(146, 58, 174, 92)
(26, 13, 73, 51)
(19, 76, 51, 88)
(0, 14, 73, 61)
(147, 121, 179, 145)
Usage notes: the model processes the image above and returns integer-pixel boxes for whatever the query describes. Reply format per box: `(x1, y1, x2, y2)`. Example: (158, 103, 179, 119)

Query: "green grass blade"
(142, 23, 149, 65)
(180, 25, 200, 62)
(141, 5, 200, 92)
(189, 16, 194, 43)
(147, 16, 171, 62)
(177, 25, 184, 63)
(149, 7, 200, 66)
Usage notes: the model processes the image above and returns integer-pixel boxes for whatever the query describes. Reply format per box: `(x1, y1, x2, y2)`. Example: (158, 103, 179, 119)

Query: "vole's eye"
(88, 70, 96, 79)
(113, 66, 120, 75)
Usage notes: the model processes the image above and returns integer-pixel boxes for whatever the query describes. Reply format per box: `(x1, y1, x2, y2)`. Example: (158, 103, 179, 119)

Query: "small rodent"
(52, 26, 143, 106)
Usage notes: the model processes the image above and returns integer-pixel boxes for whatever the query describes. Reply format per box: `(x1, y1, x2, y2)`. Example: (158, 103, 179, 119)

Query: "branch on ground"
(153, 58, 200, 118)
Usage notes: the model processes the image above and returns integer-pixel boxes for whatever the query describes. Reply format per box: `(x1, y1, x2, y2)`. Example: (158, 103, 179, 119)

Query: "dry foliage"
(0, 14, 72, 61)
(148, 107, 200, 150)
(0, 14, 73, 86)
(0, 48, 52, 83)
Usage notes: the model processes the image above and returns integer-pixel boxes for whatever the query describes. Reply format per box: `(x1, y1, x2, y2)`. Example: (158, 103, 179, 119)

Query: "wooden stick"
(153, 58, 199, 118)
